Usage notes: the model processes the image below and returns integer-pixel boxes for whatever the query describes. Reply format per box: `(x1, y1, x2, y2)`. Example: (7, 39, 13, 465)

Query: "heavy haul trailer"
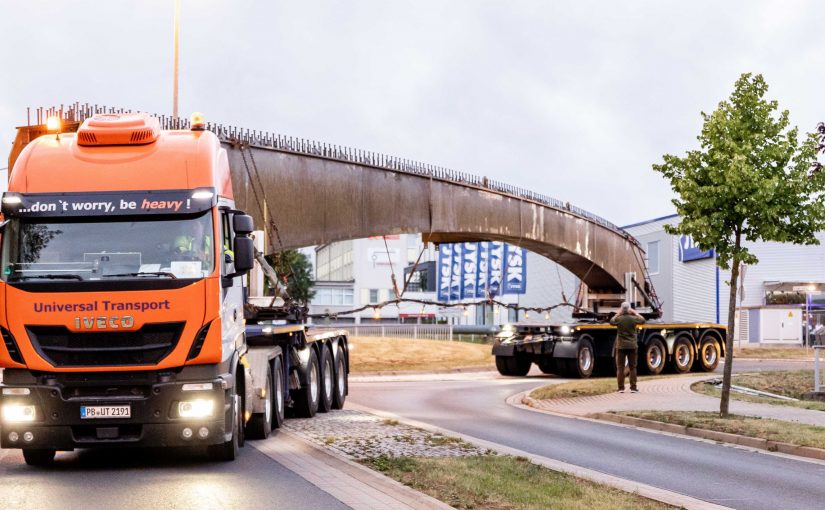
(492, 322, 726, 378)
(0, 113, 349, 465)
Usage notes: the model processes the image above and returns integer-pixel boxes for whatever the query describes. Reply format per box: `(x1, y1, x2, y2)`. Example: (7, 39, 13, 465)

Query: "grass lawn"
(733, 347, 813, 359)
(348, 336, 494, 373)
(363, 455, 673, 510)
(530, 374, 681, 401)
(692, 370, 825, 411)
(619, 411, 825, 450)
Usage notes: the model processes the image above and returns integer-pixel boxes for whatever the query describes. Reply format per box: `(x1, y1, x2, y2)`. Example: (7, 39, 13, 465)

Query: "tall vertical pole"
(172, 0, 181, 121)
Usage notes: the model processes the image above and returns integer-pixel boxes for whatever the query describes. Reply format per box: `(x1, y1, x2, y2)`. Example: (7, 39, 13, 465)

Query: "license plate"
(80, 405, 131, 419)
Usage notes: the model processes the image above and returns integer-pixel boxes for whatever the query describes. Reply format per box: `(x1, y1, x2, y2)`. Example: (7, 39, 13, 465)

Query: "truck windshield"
(1, 212, 215, 282)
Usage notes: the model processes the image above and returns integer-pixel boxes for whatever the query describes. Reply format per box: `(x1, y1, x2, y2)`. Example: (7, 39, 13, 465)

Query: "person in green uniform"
(173, 221, 212, 264)
(610, 301, 645, 393)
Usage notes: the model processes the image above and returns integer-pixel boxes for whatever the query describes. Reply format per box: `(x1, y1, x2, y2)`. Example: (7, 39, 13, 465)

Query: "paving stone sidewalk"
(527, 374, 825, 426)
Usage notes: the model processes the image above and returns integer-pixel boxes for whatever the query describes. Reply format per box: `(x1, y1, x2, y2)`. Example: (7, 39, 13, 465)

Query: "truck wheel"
(495, 355, 531, 376)
(272, 358, 286, 428)
(208, 392, 240, 461)
(695, 339, 721, 372)
(246, 368, 273, 439)
(318, 346, 334, 413)
(670, 337, 694, 373)
(23, 449, 56, 466)
(332, 345, 347, 410)
(293, 348, 320, 418)
(639, 338, 666, 375)
(537, 357, 556, 375)
(573, 337, 595, 378)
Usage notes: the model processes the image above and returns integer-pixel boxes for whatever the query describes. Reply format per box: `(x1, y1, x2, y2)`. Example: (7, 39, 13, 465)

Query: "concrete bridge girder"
(226, 146, 647, 295)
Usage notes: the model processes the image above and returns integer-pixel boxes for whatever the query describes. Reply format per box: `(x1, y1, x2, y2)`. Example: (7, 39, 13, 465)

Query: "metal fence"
(25, 103, 637, 245)
(310, 324, 455, 341)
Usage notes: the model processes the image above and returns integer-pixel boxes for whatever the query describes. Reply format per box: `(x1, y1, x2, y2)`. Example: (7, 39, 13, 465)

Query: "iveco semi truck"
(0, 112, 348, 465)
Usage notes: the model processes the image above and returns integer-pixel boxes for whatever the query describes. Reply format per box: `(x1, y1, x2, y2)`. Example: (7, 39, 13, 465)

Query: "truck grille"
(26, 322, 185, 367)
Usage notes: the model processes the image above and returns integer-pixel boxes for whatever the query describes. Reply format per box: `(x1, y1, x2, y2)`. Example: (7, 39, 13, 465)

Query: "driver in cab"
(173, 221, 212, 265)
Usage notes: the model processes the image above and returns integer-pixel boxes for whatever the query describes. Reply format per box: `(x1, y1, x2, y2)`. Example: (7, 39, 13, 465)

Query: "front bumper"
(0, 365, 229, 450)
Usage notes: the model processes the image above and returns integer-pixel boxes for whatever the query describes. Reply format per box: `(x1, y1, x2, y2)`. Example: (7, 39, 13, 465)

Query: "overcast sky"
(1, 1, 821, 226)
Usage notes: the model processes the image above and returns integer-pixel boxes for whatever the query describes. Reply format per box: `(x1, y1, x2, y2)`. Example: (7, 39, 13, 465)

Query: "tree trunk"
(719, 231, 742, 418)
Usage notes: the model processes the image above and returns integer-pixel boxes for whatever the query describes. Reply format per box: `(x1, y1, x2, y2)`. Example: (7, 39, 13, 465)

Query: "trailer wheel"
(23, 449, 55, 466)
(318, 346, 334, 413)
(293, 348, 320, 417)
(695, 338, 721, 372)
(639, 338, 666, 375)
(537, 357, 556, 375)
(572, 337, 595, 378)
(670, 337, 694, 373)
(246, 368, 273, 439)
(208, 392, 240, 461)
(272, 358, 285, 428)
(495, 355, 531, 376)
(332, 345, 347, 410)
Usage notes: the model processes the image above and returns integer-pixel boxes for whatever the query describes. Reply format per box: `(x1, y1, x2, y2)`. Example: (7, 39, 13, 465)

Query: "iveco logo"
(74, 316, 135, 330)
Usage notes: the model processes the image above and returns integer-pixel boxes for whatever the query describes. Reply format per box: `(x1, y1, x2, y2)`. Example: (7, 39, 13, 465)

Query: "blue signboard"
(436, 241, 526, 300)
(678, 235, 714, 262)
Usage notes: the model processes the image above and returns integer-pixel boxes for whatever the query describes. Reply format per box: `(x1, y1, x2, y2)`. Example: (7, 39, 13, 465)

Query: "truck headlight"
(2, 404, 36, 423)
(178, 399, 214, 419)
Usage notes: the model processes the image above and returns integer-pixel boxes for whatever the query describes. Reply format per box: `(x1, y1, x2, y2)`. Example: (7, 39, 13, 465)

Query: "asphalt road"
(350, 360, 825, 510)
(0, 440, 350, 510)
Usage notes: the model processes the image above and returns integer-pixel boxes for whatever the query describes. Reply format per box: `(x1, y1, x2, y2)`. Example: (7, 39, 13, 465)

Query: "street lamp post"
(172, 0, 181, 122)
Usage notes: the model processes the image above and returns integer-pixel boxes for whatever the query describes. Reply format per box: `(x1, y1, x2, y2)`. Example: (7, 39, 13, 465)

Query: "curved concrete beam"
(226, 146, 648, 294)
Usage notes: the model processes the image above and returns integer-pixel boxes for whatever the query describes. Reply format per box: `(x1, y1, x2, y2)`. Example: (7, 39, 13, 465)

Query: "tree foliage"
(266, 250, 316, 305)
(653, 73, 825, 417)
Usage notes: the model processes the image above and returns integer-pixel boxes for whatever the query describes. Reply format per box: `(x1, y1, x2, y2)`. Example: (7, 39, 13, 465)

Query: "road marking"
(348, 401, 732, 510)
(509, 390, 825, 468)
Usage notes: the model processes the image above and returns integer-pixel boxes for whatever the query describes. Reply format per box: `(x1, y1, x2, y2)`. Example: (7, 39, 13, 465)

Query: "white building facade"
(308, 234, 579, 326)
(625, 215, 825, 345)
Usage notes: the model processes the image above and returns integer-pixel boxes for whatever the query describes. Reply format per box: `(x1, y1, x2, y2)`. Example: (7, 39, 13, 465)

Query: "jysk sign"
(437, 242, 526, 300)
(678, 235, 714, 262)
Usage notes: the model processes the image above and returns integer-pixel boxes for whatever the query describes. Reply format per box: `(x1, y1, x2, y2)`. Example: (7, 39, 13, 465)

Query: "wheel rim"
(324, 359, 333, 399)
(676, 345, 690, 366)
(310, 360, 319, 403)
(276, 371, 284, 417)
(264, 385, 272, 423)
(648, 345, 663, 369)
(703, 344, 718, 365)
(580, 347, 592, 372)
(337, 358, 345, 398)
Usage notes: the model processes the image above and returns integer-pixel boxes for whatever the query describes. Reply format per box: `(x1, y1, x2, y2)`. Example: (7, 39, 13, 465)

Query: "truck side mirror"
(232, 236, 254, 273)
(233, 214, 254, 236)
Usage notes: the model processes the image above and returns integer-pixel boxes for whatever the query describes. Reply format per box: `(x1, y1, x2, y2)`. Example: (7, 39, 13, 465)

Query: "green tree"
(653, 73, 825, 417)
(266, 250, 316, 305)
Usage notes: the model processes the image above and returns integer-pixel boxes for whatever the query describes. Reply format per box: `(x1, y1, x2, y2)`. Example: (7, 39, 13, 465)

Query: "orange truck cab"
(0, 113, 349, 465)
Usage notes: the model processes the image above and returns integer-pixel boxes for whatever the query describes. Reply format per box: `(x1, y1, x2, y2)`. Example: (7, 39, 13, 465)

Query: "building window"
(647, 241, 660, 274)
(369, 289, 379, 304)
(312, 288, 354, 306)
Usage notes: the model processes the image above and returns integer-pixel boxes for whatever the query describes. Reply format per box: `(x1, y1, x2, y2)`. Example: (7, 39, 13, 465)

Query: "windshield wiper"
(13, 274, 84, 281)
(103, 271, 178, 279)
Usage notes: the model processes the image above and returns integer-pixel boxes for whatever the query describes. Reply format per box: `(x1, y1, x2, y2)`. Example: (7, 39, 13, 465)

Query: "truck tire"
(245, 368, 273, 439)
(23, 449, 55, 466)
(571, 337, 595, 378)
(272, 358, 286, 428)
(695, 338, 721, 372)
(209, 392, 241, 461)
(639, 338, 666, 375)
(495, 355, 531, 376)
(318, 346, 334, 413)
(537, 357, 556, 375)
(332, 345, 347, 410)
(293, 348, 320, 418)
(670, 336, 694, 373)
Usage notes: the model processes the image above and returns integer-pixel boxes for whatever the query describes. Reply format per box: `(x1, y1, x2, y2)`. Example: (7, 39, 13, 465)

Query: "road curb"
(589, 411, 825, 462)
(251, 429, 454, 510)
(347, 401, 731, 510)
(351, 365, 494, 378)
